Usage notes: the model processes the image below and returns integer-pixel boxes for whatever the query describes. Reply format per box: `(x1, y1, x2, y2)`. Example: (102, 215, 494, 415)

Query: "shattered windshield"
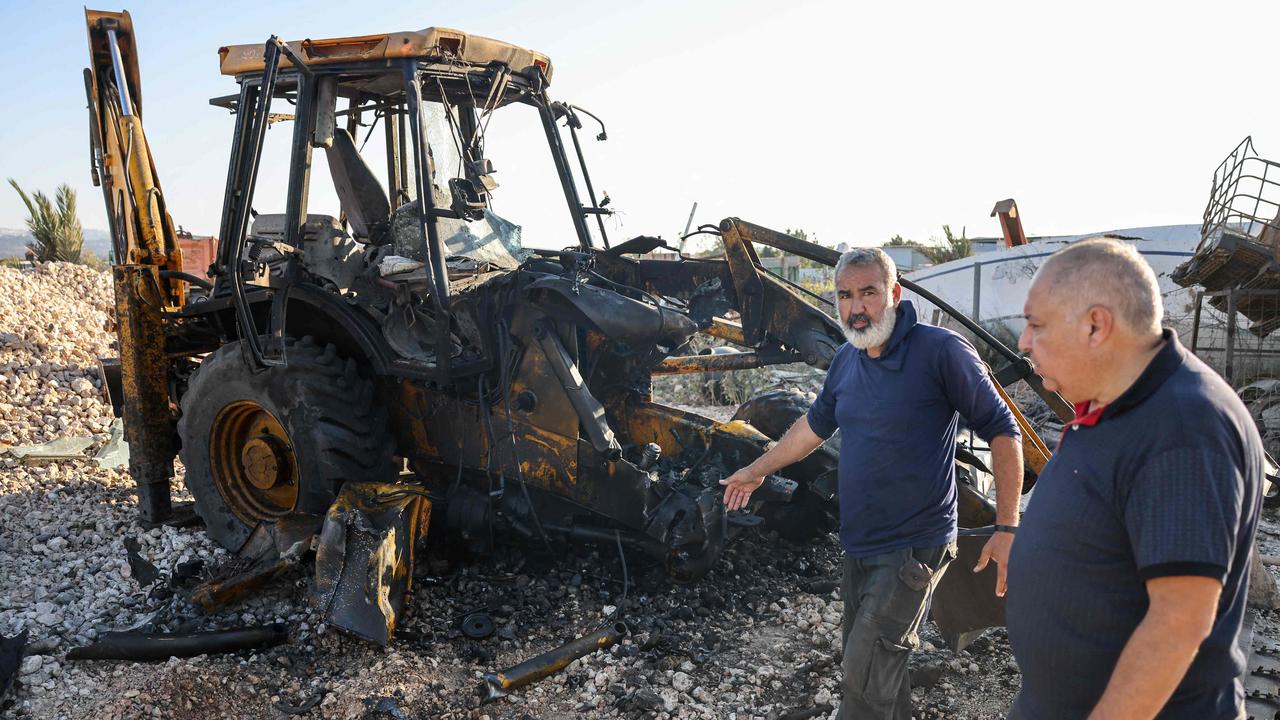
(422, 102, 529, 268)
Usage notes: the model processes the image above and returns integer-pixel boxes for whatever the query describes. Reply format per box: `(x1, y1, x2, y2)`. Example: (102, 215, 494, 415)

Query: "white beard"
(843, 305, 898, 350)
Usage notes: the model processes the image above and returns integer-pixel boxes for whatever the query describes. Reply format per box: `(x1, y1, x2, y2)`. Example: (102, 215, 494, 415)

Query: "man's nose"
(1017, 325, 1032, 353)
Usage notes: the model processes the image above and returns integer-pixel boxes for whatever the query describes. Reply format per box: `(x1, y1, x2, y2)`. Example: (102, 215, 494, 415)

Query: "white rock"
(672, 671, 694, 692)
(19, 655, 44, 676)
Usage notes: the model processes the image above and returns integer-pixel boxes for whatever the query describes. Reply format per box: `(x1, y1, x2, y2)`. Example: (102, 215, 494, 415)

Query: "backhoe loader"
(84, 9, 1065, 645)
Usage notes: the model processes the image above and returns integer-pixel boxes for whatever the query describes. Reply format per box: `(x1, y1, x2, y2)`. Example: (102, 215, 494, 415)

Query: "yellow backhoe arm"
(85, 9, 181, 522)
(84, 9, 182, 284)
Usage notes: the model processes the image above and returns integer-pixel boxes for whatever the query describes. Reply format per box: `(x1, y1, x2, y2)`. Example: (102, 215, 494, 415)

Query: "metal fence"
(1190, 288, 1280, 385)
(1190, 288, 1280, 458)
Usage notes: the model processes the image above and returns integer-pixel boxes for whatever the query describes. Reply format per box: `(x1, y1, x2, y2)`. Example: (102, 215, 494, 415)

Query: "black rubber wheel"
(732, 390, 838, 542)
(178, 336, 395, 551)
(732, 389, 839, 452)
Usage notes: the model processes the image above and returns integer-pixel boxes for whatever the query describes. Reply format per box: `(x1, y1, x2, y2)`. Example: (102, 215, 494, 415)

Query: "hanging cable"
(614, 530, 629, 621)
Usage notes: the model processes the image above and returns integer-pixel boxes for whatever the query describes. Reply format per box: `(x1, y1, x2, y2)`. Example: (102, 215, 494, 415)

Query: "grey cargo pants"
(838, 542, 956, 720)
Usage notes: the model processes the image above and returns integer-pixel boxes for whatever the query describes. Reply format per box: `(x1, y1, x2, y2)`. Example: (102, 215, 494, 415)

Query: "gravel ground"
(0, 262, 1275, 720)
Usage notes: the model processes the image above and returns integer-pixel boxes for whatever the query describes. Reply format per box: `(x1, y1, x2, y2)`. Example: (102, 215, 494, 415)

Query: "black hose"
(159, 269, 214, 291)
(66, 624, 287, 661)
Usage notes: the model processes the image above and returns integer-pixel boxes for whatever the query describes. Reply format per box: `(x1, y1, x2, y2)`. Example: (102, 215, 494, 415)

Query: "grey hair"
(1037, 237, 1163, 335)
(834, 247, 898, 289)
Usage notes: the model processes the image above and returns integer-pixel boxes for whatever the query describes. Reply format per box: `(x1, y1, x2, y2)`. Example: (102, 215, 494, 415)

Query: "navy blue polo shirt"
(1006, 330, 1264, 719)
(806, 300, 1020, 557)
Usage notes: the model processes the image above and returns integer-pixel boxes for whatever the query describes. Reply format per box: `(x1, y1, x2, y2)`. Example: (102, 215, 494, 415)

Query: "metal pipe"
(536, 89, 593, 250)
(702, 316, 746, 345)
(971, 262, 982, 323)
(1191, 291, 1203, 353)
(531, 321, 620, 458)
(721, 217, 1073, 422)
(480, 622, 628, 703)
(1226, 289, 1238, 384)
(67, 624, 288, 661)
(564, 111, 610, 248)
(402, 62, 454, 383)
(191, 539, 309, 611)
(541, 523, 665, 555)
(105, 29, 133, 117)
(653, 352, 763, 375)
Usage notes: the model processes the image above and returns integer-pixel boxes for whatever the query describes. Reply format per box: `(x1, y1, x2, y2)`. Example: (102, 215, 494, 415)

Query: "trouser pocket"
(863, 635, 912, 707)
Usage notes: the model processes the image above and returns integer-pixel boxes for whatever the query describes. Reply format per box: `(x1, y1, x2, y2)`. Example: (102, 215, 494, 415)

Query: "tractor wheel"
(732, 388, 840, 452)
(177, 336, 395, 551)
(732, 390, 838, 542)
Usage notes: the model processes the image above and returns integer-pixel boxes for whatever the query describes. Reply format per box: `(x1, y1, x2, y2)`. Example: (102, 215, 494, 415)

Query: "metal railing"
(1199, 136, 1280, 249)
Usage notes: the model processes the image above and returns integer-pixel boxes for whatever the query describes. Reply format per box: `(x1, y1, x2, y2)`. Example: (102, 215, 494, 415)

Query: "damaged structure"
(82, 9, 1067, 651)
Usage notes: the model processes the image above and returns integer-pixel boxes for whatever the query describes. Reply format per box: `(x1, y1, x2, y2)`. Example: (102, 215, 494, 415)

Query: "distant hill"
(0, 228, 113, 259)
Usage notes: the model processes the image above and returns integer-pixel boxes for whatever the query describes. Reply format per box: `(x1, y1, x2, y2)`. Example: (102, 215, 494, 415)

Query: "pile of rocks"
(0, 263, 116, 449)
(0, 262, 1027, 719)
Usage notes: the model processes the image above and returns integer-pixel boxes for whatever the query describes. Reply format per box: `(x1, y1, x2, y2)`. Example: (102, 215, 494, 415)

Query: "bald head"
(1035, 237, 1163, 336)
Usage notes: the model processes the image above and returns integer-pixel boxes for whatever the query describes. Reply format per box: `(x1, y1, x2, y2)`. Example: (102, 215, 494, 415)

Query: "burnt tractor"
(84, 10, 1066, 646)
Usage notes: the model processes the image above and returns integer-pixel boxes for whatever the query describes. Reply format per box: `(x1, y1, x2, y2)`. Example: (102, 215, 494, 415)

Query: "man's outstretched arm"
(720, 416, 826, 511)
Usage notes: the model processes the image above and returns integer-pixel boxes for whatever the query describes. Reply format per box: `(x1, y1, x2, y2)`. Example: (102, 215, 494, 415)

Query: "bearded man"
(721, 247, 1024, 720)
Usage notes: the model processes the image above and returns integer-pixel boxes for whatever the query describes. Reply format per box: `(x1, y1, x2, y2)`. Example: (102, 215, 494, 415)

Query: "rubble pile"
(0, 263, 116, 449)
(2, 262, 1273, 719)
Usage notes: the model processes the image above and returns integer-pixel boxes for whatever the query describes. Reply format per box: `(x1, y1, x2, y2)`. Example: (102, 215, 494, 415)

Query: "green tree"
(884, 234, 923, 248)
(918, 224, 971, 264)
(8, 179, 84, 263)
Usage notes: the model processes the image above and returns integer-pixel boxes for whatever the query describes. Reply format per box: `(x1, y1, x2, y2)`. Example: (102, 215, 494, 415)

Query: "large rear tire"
(177, 336, 395, 551)
(732, 389, 839, 542)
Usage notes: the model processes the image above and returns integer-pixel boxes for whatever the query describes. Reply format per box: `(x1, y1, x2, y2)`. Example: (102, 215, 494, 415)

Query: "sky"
(3, 0, 1279, 251)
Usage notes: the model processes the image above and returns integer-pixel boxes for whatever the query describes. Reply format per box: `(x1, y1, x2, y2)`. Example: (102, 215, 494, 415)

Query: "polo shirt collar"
(859, 300, 919, 370)
(1098, 328, 1185, 421)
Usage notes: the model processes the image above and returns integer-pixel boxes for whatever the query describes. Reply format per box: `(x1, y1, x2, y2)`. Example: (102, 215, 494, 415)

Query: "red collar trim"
(1070, 401, 1108, 428)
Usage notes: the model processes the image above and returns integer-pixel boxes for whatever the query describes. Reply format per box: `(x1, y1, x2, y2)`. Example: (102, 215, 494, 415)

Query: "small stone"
(671, 671, 693, 693)
(19, 655, 44, 676)
(815, 687, 833, 705)
(633, 688, 664, 710)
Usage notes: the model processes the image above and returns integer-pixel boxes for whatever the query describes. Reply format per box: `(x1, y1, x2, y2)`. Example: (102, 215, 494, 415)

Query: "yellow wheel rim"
(209, 401, 300, 523)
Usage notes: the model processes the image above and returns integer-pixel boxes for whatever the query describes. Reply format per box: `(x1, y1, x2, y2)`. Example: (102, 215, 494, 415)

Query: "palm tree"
(8, 180, 84, 263)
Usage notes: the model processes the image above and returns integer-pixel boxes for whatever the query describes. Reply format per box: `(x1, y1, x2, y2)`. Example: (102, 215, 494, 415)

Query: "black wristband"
(994, 524, 1018, 535)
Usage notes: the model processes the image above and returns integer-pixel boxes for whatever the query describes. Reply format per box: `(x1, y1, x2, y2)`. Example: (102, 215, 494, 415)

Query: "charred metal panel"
(314, 482, 432, 646)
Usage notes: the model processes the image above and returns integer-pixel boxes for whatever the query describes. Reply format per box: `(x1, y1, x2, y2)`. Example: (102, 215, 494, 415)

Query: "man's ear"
(891, 281, 902, 305)
(1085, 305, 1114, 347)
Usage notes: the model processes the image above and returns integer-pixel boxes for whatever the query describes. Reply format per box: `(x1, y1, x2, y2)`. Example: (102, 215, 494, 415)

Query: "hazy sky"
(3, 0, 1278, 250)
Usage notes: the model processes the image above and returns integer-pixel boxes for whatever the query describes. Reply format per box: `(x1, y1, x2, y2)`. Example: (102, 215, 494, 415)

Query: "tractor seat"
(326, 128, 391, 243)
(249, 214, 347, 244)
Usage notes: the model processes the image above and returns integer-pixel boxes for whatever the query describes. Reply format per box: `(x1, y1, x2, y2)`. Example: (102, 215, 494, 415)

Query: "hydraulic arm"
(85, 9, 183, 521)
